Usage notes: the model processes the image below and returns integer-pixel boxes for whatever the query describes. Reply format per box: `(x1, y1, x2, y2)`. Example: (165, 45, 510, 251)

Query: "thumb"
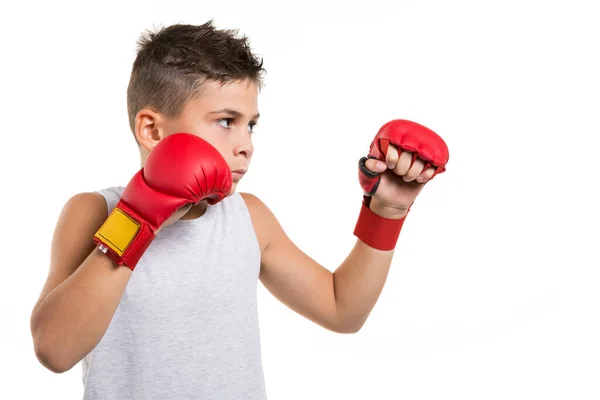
(363, 157, 387, 174)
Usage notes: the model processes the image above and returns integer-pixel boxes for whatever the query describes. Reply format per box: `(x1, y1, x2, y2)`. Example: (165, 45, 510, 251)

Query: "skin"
(30, 78, 437, 373)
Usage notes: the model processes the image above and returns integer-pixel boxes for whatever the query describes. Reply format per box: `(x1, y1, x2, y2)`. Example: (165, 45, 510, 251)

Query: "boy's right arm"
(30, 134, 233, 374)
(30, 192, 133, 374)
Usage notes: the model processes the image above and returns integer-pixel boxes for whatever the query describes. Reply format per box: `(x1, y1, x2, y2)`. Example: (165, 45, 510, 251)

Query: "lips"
(231, 169, 247, 181)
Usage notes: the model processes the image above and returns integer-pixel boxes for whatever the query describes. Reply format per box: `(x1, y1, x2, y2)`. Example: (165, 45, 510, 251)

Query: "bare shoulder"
(61, 191, 108, 219)
(239, 192, 267, 213)
(239, 192, 276, 223)
(239, 192, 283, 253)
(50, 191, 108, 266)
(55, 192, 108, 237)
(32, 192, 108, 311)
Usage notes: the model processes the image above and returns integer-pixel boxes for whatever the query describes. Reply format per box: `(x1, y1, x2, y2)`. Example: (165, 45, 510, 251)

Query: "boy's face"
(138, 78, 259, 194)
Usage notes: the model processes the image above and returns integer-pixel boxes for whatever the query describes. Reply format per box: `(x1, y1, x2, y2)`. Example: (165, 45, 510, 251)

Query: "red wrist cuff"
(353, 196, 407, 251)
(93, 201, 156, 271)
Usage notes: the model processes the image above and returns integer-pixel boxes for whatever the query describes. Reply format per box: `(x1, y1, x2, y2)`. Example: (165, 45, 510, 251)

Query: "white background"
(1, 0, 599, 399)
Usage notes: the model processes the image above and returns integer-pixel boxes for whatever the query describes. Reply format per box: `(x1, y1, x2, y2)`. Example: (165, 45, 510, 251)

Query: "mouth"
(231, 169, 247, 181)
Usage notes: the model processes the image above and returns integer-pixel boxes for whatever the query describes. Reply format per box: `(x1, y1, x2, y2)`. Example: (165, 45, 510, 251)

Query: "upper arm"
(31, 192, 108, 314)
(240, 192, 340, 332)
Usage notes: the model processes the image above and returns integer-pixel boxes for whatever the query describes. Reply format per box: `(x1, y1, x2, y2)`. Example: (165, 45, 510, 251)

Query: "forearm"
(31, 250, 132, 372)
(333, 239, 395, 333)
(333, 199, 407, 333)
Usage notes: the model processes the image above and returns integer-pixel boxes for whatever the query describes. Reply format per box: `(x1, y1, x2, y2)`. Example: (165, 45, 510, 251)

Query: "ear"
(134, 108, 166, 152)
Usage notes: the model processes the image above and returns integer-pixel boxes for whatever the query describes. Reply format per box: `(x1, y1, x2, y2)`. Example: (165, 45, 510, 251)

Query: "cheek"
(188, 128, 230, 160)
(208, 141, 234, 167)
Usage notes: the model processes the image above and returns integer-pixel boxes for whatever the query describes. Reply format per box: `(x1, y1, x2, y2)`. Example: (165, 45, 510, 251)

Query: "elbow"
(334, 319, 364, 334)
(336, 325, 362, 334)
(30, 307, 76, 374)
(331, 308, 367, 334)
(31, 317, 74, 374)
(33, 338, 74, 374)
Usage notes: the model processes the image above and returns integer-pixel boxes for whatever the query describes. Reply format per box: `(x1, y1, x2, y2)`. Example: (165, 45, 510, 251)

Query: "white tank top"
(82, 187, 267, 399)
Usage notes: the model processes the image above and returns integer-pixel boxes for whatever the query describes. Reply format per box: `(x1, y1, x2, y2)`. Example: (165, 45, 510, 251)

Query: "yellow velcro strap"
(94, 208, 140, 256)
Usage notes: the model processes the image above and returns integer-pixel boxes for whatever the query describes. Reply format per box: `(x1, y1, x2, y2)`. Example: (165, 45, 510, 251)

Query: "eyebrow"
(208, 108, 260, 120)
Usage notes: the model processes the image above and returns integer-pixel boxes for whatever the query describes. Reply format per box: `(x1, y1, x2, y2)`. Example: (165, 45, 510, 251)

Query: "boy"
(29, 21, 448, 399)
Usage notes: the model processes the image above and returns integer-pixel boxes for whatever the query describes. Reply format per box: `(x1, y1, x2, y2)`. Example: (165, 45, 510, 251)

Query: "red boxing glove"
(93, 133, 232, 270)
(354, 119, 449, 250)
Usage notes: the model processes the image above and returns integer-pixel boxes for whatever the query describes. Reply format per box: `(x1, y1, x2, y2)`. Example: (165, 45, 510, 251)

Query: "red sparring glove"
(354, 119, 449, 250)
(93, 133, 232, 270)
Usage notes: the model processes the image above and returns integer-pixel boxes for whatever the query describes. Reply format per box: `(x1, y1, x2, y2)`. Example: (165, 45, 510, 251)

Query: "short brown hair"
(126, 20, 265, 135)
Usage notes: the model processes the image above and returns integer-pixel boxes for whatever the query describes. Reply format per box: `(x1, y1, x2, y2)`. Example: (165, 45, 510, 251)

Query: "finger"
(416, 166, 436, 183)
(402, 158, 426, 182)
(364, 157, 387, 173)
(393, 150, 414, 176)
(385, 143, 400, 169)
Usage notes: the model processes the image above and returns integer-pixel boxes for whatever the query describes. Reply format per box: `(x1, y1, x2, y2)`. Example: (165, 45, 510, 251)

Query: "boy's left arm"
(243, 191, 400, 334)
(242, 120, 449, 334)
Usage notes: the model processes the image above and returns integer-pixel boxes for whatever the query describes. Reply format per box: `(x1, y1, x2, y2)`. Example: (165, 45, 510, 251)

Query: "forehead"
(191, 79, 259, 112)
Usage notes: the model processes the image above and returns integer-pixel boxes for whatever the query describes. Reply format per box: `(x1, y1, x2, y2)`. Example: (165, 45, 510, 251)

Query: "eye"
(217, 118, 233, 129)
(248, 121, 257, 133)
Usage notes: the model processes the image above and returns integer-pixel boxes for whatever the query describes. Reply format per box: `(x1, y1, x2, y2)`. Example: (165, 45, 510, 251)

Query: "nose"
(233, 132, 254, 159)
